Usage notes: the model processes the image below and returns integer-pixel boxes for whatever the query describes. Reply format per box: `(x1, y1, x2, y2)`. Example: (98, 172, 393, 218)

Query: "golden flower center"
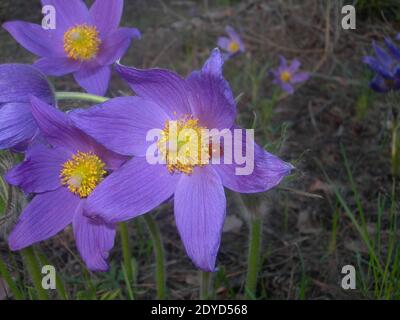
(63, 24, 101, 61)
(280, 71, 292, 83)
(228, 41, 240, 54)
(60, 151, 106, 198)
(157, 116, 210, 175)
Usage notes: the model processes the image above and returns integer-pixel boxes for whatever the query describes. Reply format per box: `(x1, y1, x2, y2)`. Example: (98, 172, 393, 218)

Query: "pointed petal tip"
(7, 234, 21, 252)
(114, 60, 126, 72)
(114, 60, 134, 79)
(4, 168, 16, 186)
(131, 27, 141, 40)
(212, 47, 221, 55)
(2, 21, 10, 30)
(7, 226, 28, 252)
(1, 21, 19, 34)
(201, 48, 225, 76)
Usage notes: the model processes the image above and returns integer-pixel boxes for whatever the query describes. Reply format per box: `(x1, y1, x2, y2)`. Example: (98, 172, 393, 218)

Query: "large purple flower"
(271, 56, 310, 94)
(217, 26, 245, 59)
(3, 0, 141, 95)
(0, 64, 55, 151)
(5, 96, 128, 271)
(70, 48, 292, 272)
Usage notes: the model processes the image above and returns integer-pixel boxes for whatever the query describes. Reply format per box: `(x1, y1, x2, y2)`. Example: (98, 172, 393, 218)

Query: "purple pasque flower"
(0, 64, 55, 151)
(3, 0, 141, 96)
(5, 96, 128, 271)
(69, 48, 293, 272)
(271, 56, 310, 94)
(217, 26, 245, 59)
(363, 39, 400, 93)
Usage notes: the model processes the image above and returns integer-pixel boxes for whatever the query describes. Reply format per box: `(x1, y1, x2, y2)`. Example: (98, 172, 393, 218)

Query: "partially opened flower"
(363, 39, 400, 93)
(0, 64, 55, 151)
(3, 0, 141, 95)
(271, 56, 310, 94)
(5, 96, 127, 271)
(217, 26, 245, 59)
(70, 48, 293, 272)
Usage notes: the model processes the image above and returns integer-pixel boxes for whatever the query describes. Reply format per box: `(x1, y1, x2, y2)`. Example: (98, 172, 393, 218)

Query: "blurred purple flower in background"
(69, 48, 292, 272)
(217, 26, 245, 59)
(0, 64, 55, 151)
(3, 0, 141, 95)
(6, 96, 128, 271)
(363, 39, 400, 93)
(271, 56, 310, 94)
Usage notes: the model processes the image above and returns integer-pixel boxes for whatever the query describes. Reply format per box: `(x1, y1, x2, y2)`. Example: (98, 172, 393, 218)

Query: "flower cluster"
(216, 27, 310, 94)
(1, 0, 294, 272)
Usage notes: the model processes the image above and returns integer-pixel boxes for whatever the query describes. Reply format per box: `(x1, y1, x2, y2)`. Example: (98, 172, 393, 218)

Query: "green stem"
(143, 215, 166, 300)
(120, 222, 135, 299)
(200, 271, 211, 300)
(0, 256, 24, 300)
(21, 247, 49, 300)
(55, 91, 109, 103)
(391, 115, 399, 177)
(245, 217, 263, 299)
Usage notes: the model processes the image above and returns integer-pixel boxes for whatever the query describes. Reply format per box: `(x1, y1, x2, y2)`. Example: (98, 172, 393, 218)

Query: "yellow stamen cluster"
(228, 41, 240, 54)
(158, 116, 210, 175)
(60, 151, 106, 198)
(63, 24, 101, 61)
(280, 71, 292, 83)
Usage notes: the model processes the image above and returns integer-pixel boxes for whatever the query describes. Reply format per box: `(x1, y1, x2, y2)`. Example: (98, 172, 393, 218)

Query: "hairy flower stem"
(143, 215, 166, 299)
(245, 216, 263, 299)
(21, 247, 49, 300)
(200, 271, 211, 300)
(55, 91, 109, 103)
(391, 115, 400, 177)
(120, 222, 135, 299)
(0, 256, 23, 299)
